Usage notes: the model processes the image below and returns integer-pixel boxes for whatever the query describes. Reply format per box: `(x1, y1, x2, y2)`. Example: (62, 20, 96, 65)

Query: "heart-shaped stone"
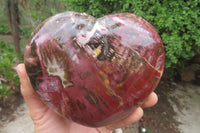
(24, 12, 165, 127)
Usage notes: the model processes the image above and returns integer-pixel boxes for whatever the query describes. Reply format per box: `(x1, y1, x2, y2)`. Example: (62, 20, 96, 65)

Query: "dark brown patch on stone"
(30, 41, 37, 57)
(75, 24, 85, 30)
(77, 100, 86, 110)
(156, 45, 164, 56)
(110, 23, 120, 30)
(130, 54, 140, 69)
(89, 113, 94, 118)
(98, 96, 109, 109)
(79, 86, 88, 92)
(25, 42, 43, 91)
(144, 68, 151, 80)
(86, 91, 99, 105)
(79, 71, 91, 80)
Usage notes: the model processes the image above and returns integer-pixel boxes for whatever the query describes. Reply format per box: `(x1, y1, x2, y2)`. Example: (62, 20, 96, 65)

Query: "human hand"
(16, 64, 158, 133)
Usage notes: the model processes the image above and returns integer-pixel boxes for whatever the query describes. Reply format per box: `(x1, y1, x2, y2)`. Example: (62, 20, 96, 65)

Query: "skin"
(16, 64, 158, 133)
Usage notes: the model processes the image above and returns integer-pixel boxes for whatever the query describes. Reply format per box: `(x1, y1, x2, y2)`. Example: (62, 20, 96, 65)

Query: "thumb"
(16, 64, 48, 120)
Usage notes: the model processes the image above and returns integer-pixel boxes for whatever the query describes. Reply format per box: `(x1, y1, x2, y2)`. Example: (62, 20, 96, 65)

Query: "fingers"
(141, 92, 158, 108)
(106, 107, 143, 130)
(16, 64, 48, 116)
(104, 92, 158, 130)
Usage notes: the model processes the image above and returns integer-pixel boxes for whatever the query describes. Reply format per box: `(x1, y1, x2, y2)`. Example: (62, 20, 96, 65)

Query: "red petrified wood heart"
(24, 12, 165, 127)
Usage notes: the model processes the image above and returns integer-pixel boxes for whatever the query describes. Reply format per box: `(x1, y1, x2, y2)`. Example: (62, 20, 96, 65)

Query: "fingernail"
(13, 64, 19, 72)
(15, 64, 23, 76)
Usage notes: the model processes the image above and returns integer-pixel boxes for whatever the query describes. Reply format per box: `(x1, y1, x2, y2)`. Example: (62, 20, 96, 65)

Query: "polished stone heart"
(24, 12, 165, 127)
